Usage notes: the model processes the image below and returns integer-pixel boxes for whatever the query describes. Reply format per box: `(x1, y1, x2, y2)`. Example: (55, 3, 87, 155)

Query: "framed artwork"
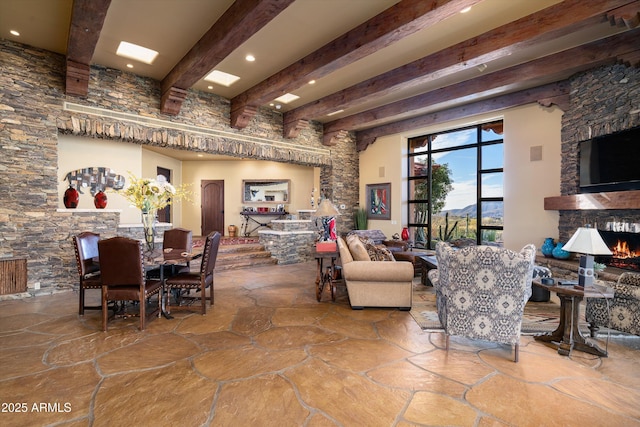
(366, 183, 391, 220)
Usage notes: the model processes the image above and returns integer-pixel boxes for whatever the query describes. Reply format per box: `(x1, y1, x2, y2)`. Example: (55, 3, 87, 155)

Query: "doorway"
(157, 167, 171, 223)
(201, 180, 224, 236)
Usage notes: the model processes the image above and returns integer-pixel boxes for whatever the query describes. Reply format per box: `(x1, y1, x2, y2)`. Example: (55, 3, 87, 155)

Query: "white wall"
(59, 136, 318, 232)
(141, 148, 185, 227)
(503, 104, 562, 250)
(58, 135, 142, 224)
(359, 103, 563, 250)
(358, 134, 405, 239)
(181, 160, 316, 236)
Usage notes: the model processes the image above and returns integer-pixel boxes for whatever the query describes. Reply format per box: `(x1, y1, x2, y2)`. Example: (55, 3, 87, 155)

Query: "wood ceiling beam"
(286, 0, 634, 129)
(606, 0, 640, 28)
(231, 0, 483, 130)
(160, 0, 295, 116)
(65, 0, 111, 97)
(324, 28, 640, 135)
(354, 82, 570, 151)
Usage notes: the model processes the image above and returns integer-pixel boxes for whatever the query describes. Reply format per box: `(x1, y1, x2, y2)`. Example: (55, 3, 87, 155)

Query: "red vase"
(63, 186, 79, 209)
(94, 191, 108, 209)
(401, 227, 410, 241)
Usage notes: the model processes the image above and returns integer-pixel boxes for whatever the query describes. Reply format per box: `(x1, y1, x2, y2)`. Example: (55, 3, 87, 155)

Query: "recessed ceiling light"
(327, 109, 344, 116)
(274, 93, 300, 104)
(308, 80, 316, 85)
(204, 70, 241, 87)
(10, 30, 20, 36)
(460, 6, 472, 13)
(207, 85, 213, 90)
(126, 63, 134, 69)
(245, 54, 255, 62)
(197, 154, 203, 157)
(116, 41, 158, 64)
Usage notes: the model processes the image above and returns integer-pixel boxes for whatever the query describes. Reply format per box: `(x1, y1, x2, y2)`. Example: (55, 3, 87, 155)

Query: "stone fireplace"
(596, 224, 640, 271)
(551, 63, 640, 272)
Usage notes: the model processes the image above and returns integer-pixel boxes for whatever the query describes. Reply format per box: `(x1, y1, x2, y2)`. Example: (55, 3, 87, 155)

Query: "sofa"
(349, 229, 408, 252)
(350, 229, 423, 275)
(427, 241, 536, 362)
(337, 235, 414, 310)
(586, 271, 640, 337)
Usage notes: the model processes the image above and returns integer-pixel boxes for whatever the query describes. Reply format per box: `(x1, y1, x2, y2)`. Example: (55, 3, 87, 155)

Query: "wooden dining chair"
(98, 236, 163, 331)
(165, 231, 221, 315)
(72, 231, 102, 315)
(147, 227, 193, 279)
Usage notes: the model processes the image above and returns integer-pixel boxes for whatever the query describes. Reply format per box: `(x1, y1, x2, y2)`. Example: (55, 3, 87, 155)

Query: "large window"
(407, 120, 503, 249)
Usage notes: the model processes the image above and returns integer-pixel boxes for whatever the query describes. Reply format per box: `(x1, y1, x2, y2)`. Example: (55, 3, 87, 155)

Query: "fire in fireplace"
(596, 230, 640, 271)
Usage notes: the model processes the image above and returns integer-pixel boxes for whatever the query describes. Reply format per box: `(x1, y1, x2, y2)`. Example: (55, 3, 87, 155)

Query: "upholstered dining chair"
(72, 231, 102, 315)
(98, 236, 163, 331)
(165, 231, 221, 315)
(147, 227, 193, 279)
(427, 241, 536, 362)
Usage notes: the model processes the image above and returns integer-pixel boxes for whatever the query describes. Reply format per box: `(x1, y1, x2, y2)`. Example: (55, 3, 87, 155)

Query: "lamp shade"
(562, 227, 612, 255)
(313, 199, 340, 217)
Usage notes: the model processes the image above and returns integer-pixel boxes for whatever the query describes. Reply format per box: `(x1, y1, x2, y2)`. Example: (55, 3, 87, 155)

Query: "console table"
(240, 211, 288, 236)
(314, 249, 342, 302)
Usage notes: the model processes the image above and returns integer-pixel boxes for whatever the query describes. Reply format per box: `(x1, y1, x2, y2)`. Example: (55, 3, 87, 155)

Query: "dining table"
(144, 248, 202, 319)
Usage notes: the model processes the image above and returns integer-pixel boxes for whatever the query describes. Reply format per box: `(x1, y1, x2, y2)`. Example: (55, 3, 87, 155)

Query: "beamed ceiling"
(1, 0, 639, 155)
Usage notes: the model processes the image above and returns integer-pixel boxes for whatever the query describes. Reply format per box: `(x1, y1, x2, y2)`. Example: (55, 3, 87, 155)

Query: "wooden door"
(201, 180, 224, 236)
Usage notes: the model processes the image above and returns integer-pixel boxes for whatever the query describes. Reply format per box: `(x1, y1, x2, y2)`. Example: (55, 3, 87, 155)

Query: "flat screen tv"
(579, 125, 640, 193)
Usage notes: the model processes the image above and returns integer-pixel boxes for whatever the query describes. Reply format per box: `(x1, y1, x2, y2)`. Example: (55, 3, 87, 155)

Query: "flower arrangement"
(120, 173, 190, 213)
(118, 173, 191, 252)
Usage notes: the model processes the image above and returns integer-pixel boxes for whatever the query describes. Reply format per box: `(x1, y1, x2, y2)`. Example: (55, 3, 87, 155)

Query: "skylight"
(274, 93, 300, 104)
(116, 41, 158, 64)
(204, 70, 241, 87)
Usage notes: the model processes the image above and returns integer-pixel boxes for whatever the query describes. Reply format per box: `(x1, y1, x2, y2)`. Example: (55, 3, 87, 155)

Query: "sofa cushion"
(346, 234, 370, 261)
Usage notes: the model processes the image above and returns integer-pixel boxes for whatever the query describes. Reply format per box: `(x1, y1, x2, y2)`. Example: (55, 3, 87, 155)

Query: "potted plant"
(353, 207, 368, 230)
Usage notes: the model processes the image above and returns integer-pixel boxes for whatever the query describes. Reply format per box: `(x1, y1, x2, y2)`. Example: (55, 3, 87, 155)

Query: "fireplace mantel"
(544, 190, 640, 211)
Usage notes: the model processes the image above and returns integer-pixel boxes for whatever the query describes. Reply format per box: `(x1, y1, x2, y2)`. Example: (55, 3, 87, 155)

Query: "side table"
(532, 280, 614, 357)
(314, 249, 342, 302)
(417, 255, 438, 286)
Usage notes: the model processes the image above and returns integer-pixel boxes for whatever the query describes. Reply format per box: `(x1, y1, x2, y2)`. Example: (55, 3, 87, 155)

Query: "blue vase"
(552, 242, 570, 260)
(541, 238, 555, 258)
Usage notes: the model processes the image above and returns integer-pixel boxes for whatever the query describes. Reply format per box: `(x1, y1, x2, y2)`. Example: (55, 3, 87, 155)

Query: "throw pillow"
(370, 244, 395, 261)
(355, 235, 395, 262)
(346, 234, 370, 261)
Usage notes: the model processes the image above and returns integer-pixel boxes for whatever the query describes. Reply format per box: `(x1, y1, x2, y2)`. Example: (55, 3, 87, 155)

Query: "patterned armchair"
(427, 242, 536, 362)
(586, 272, 640, 337)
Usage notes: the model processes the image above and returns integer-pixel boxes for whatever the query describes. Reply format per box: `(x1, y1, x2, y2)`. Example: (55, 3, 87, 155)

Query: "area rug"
(409, 281, 590, 335)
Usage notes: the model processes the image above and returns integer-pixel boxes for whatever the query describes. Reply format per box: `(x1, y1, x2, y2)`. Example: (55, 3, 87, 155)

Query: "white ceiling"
(0, 0, 633, 160)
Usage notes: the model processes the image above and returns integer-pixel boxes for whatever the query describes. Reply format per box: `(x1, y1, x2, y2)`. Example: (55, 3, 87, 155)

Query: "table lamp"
(562, 226, 612, 288)
(314, 198, 340, 251)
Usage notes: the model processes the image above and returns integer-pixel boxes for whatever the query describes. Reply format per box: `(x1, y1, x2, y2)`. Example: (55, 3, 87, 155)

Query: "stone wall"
(260, 220, 317, 264)
(558, 64, 640, 242)
(0, 39, 359, 294)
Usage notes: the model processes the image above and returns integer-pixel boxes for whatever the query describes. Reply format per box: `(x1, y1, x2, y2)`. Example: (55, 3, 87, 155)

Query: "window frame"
(407, 120, 504, 248)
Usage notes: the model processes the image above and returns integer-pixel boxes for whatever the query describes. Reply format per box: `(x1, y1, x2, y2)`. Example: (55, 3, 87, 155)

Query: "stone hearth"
(551, 64, 640, 243)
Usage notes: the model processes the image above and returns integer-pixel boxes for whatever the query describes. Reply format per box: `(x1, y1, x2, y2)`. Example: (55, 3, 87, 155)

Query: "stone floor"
(1, 261, 639, 426)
